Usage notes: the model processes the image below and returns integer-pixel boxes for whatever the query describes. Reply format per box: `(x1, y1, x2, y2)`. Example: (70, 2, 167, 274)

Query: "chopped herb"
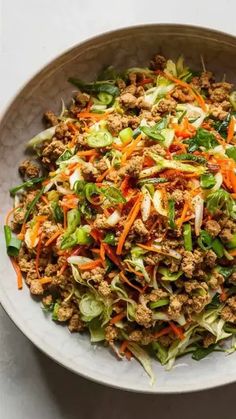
(186, 128, 218, 152)
(192, 344, 217, 361)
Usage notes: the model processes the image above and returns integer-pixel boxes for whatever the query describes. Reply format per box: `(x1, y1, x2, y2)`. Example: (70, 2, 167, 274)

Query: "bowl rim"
(1, 23, 236, 394)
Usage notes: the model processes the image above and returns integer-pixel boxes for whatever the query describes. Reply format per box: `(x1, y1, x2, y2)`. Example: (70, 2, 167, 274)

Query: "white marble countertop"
(1, 0, 236, 417)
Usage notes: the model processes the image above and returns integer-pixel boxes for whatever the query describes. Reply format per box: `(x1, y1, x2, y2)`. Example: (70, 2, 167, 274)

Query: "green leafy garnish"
(197, 230, 213, 250)
(68, 78, 119, 97)
(206, 188, 236, 217)
(200, 173, 216, 189)
(226, 146, 236, 162)
(186, 128, 218, 152)
(4, 225, 22, 256)
(141, 126, 164, 141)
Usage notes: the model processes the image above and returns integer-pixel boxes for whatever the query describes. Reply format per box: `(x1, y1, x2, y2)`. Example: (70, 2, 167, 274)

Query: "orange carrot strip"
(45, 230, 62, 247)
(77, 149, 98, 157)
(58, 262, 68, 276)
(229, 249, 236, 256)
(153, 326, 172, 339)
(121, 134, 142, 164)
(63, 207, 68, 229)
(120, 271, 143, 293)
(220, 287, 228, 302)
(77, 112, 108, 121)
(96, 168, 111, 183)
(39, 277, 53, 285)
(110, 312, 126, 325)
(35, 234, 43, 278)
(77, 259, 103, 270)
(41, 195, 49, 205)
(230, 170, 236, 193)
(10, 257, 23, 290)
(169, 321, 185, 340)
(227, 116, 235, 143)
(176, 201, 190, 227)
(117, 194, 142, 255)
(164, 72, 207, 111)
(119, 340, 129, 354)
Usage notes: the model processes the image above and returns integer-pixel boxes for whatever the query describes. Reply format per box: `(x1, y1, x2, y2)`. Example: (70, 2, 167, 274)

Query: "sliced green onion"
(51, 201, 64, 223)
(97, 92, 113, 105)
(183, 223, 193, 251)
(9, 177, 44, 196)
(67, 208, 81, 233)
(24, 187, 45, 222)
(173, 154, 206, 164)
(158, 267, 183, 281)
(212, 238, 224, 258)
(4, 225, 22, 256)
(84, 183, 100, 203)
(197, 230, 212, 250)
(87, 130, 113, 148)
(119, 127, 133, 144)
(200, 173, 216, 189)
(140, 126, 164, 141)
(60, 226, 91, 250)
(103, 232, 116, 245)
(149, 299, 169, 309)
(168, 199, 176, 229)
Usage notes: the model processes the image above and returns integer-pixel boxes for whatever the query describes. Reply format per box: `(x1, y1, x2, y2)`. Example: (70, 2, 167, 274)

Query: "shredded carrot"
(125, 349, 132, 360)
(100, 242, 106, 267)
(39, 277, 53, 285)
(121, 134, 143, 164)
(220, 287, 228, 302)
(41, 195, 49, 205)
(10, 257, 23, 290)
(227, 116, 235, 143)
(103, 243, 122, 268)
(119, 340, 129, 354)
(176, 200, 190, 227)
(117, 194, 142, 255)
(90, 228, 103, 242)
(164, 72, 207, 112)
(77, 112, 108, 121)
(77, 149, 98, 157)
(45, 230, 62, 247)
(18, 222, 27, 240)
(153, 326, 172, 339)
(35, 234, 43, 278)
(169, 322, 185, 340)
(120, 271, 143, 293)
(58, 262, 68, 276)
(77, 259, 102, 270)
(5, 205, 21, 226)
(125, 263, 144, 277)
(96, 168, 111, 183)
(229, 249, 236, 256)
(110, 312, 126, 325)
(229, 170, 236, 193)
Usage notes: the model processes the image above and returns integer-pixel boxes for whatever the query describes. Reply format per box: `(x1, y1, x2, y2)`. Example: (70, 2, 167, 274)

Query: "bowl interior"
(1, 24, 236, 393)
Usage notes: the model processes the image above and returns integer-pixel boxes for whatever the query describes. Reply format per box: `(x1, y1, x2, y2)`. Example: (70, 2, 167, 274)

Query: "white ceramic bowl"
(1, 24, 236, 393)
